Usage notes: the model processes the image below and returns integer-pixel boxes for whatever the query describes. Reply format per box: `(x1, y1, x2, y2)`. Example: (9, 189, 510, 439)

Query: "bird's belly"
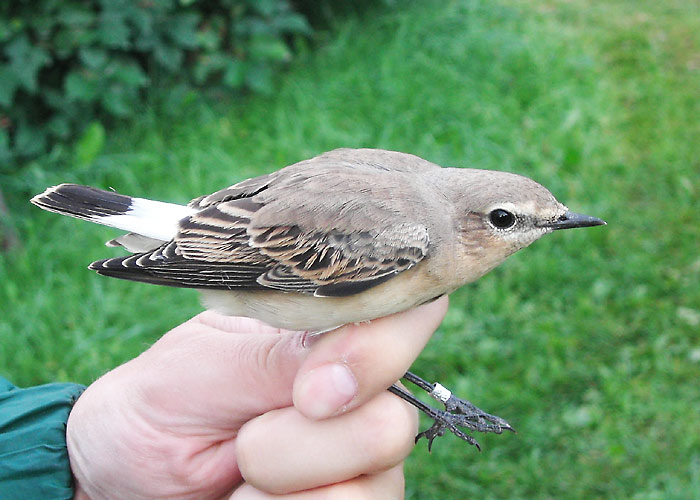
(200, 270, 446, 331)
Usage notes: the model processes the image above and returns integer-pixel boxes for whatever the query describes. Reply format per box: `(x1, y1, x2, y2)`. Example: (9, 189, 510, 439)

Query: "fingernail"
(294, 363, 358, 419)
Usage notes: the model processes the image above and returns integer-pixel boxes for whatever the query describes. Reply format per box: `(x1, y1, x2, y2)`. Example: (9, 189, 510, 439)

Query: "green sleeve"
(0, 376, 86, 500)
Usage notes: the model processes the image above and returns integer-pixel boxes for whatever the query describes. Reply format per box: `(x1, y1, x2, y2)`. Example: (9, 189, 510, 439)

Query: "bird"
(31, 148, 605, 330)
(31, 147, 606, 448)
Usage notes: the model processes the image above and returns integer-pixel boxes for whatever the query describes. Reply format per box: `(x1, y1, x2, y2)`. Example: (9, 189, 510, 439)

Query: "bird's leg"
(389, 371, 515, 451)
(387, 384, 481, 451)
(403, 371, 513, 431)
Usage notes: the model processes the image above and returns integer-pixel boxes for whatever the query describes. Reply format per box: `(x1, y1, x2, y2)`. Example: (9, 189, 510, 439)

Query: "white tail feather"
(99, 197, 196, 241)
(31, 184, 197, 242)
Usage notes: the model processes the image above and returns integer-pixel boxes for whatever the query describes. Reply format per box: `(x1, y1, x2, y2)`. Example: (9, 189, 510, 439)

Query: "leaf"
(79, 47, 108, 69)
(53, 26, 97, 56)
(56, 7, 95, 26)
(249, 36, 290, 62)
(46, 114, 72, 139)
(193, 53, 228, 84)
(272, 13, 312, 35)
(75, 121, 105, 165)
(31, 12, 59, 39)
(154, 43, 184, 72)
(109, 61, 149, 87)
(196, 24, 221, 50)
(247, 0, 280, 17)
(14, 122, 47, 157)
(167, 12, 200, 48)
(64, 71, 100, 101)
(101, 85, 134, 116)
(4, 35, 50, 93)
(236, 18, 271, 37)
(0, 67, 19, 107)
(98, 10, 131, 48)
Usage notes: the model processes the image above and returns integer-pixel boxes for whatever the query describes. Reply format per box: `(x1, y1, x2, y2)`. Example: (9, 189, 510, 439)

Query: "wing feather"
(90, 149, 438, 295)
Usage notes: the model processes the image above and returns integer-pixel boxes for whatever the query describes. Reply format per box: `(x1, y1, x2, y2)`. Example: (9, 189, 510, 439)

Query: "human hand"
(67, 296, 448, 500)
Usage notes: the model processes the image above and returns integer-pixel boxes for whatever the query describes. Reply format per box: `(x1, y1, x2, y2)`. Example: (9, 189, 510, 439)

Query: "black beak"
(546, 211, 607, 230)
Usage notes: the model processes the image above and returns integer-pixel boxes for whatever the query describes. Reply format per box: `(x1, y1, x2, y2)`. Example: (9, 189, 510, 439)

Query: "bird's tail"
(30, 183, 196, 242)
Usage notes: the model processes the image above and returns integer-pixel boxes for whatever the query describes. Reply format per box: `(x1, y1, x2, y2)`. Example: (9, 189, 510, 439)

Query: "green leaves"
(4, 34, 50, 93)
(167, 13, 200, 48)
(0, 0, 313, 168)
(65, 71, 100, 102)
(0, 66, 19, 107)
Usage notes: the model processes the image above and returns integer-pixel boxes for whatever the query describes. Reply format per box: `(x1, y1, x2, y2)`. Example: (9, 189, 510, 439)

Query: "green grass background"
(1, 0, 699, 498)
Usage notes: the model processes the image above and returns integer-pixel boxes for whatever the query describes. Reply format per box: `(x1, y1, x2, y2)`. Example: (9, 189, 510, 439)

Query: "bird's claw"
(415, 410, 482, 452)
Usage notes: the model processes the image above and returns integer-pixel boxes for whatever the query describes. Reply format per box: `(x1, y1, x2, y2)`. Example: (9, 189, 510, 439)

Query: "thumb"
(293, 296, 449, 420)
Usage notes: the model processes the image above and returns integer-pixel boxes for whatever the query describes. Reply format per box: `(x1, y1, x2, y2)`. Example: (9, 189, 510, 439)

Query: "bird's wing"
(91, 150, 438, 296)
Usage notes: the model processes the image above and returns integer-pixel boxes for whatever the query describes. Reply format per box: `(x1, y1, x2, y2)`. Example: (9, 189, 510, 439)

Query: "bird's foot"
(415, 393, 515, 451)
(389, 376, 515, 451)
(441, 392, 514, 434)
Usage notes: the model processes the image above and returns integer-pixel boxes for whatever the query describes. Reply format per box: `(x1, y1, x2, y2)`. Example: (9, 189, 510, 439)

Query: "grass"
(1, 0, 699, 498)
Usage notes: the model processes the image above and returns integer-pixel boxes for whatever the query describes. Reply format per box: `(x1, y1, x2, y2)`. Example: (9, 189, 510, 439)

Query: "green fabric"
(0, 377, 86, 500)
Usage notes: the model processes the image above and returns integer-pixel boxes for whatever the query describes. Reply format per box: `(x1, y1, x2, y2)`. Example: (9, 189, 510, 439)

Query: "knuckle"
(321, 466, 406, 500)
(235, 417, 266, 480)
(359, 394, 418, 470)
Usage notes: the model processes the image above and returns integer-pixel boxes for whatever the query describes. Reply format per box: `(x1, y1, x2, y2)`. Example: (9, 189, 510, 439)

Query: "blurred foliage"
(292, 0, 392, 28)
(0, 0, 311, 169)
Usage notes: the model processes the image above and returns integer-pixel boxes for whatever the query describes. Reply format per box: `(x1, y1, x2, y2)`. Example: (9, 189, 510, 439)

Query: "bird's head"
(444, 168, 606, 281)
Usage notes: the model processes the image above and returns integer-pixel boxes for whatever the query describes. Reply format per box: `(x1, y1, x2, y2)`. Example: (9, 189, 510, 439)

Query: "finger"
(293, 296, 448, 419)
(229, 464, 404, 500)
(236, 391, 417, 495)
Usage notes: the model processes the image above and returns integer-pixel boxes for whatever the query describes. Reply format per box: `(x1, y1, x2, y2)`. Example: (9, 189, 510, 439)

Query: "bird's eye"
(489, 209, 516, 229)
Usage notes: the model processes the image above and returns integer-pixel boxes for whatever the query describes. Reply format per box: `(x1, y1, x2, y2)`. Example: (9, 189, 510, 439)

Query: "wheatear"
(31, 148, 605, 449)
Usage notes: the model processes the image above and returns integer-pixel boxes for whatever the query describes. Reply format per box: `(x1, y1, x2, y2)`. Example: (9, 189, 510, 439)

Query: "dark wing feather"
(89, 200, 274, 289)
(89, 237, 270, 290)
(189, 173, 277, 209)
(90, 149, 437, 295)
(249, 223, 429, 296)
